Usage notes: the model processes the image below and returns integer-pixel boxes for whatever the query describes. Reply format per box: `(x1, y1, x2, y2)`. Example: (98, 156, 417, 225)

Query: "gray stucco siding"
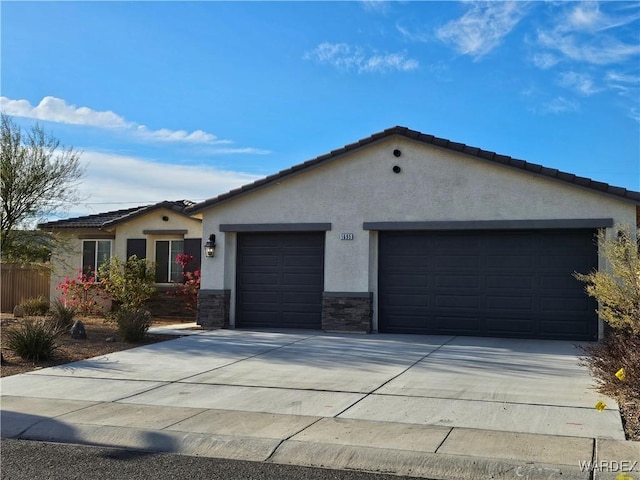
(197, 137, 636, 331)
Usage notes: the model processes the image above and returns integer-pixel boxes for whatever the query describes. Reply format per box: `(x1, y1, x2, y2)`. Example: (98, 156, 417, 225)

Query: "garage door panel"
(282, 255, 323, 267)
(238, 273, 279, 286)
(435, 274, 479, 288)
(539, 255, 593, 269)
(237, 232, 324, 329)
(383, 315, 429, 333)
(435, 255, 480, 269)
(540, 275, 582, 290)
(487, 318, 534, 335)
(241, 311, 280, 323)
(379, 229, 597, 340)
(540, 319, 590, 336)
(487, 275, 533, 289)
(381, 256, 430, 269)
(385, 274, 428, 287)
(281, 312, 322, 327)
(282, 273, 323, 287)
(240, 255, 279, 267)
(541, 296, 590, 312)
(433, 235, 480, 250)
(239, 236, 280, 247)
(435, 316, 481, 333)
(435, 295, 479, 308)
(487, 296, 534, 310)
(383, 294, 429, 307)
(487, 254, 533, 269)
(486, 234, 533, 250)
(240, 291, 278, 304)
(282, 292, 321, 304)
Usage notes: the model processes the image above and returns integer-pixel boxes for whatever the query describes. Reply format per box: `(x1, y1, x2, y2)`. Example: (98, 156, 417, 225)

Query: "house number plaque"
(340, 233, 354, 240)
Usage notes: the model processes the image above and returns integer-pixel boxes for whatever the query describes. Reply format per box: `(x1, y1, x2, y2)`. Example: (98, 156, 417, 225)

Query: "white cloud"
(0, 96, 239, 147)
(531, 52, 559, 69)
(558, 71, 600, 96)
(134, 125, 228, 145)
(605, 70, 640, 84)
(542, 96, 580, 114)
(360, 0, 389, 14)
(304, 42, 418, 73)
(567, 2, 606, 32)
(56, 150, 262, 218)
(565, 2, 640, 33)
(1, 96, 129, 128)
(537, 31, 640, 65)
(534, 2, 640, 66)
(435, 1, 528, 59)
(396, 22, 431, 43)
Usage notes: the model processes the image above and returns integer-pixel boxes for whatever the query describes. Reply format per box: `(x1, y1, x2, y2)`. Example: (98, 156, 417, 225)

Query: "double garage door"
(379, 229, 598, 340)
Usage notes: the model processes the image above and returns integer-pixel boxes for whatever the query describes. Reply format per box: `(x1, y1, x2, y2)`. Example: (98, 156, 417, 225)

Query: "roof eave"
(185, 126, 640, 214)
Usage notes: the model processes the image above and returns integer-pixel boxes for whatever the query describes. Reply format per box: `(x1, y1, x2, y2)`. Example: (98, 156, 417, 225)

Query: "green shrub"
(99, 256, 156, 311)
(5, 317, 62, 361)
(19, 296, 50, 316)
(111, 308, 152, 343)
(49, 298, 76, 330)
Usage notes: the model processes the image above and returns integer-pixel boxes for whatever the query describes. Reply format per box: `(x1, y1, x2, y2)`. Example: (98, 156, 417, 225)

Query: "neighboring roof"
(38, 200, 199, 230)
(188, 126, 640, 214)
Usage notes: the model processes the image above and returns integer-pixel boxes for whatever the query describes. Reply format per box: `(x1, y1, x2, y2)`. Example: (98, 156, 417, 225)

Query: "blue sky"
(2, 1, 639, 220)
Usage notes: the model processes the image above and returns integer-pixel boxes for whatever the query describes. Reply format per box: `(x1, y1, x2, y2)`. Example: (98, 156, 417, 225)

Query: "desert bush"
(574, 225, 640, 335)
(110, 307, 152, 343)
(19, 296, 50, 316)
(574, 224, 639, 439)
(579, 331, 640, 399)
(99, 256, 156, 312)
(5, 317, 62, 361)
(49, 298, 76, 330)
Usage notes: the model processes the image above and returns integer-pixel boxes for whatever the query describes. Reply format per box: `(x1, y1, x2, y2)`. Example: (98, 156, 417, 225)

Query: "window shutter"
(127, 239, 147, 260)
(184, 238, 202, 274)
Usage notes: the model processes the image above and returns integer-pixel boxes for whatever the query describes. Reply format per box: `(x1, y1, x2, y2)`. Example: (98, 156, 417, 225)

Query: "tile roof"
(188, 126, 640, 213)
(38, 200, 197, 230)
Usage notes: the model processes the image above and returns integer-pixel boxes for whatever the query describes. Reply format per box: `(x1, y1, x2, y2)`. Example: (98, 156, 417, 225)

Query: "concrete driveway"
(5, 329, 637, 480)
(0, 329, 623, 439)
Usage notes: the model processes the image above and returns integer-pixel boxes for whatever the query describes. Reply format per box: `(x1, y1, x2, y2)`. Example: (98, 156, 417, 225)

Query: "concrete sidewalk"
(1, 330, 637, 480)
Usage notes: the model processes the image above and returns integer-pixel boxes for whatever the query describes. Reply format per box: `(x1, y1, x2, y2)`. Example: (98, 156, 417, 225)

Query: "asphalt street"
(1, 439, 424, 480)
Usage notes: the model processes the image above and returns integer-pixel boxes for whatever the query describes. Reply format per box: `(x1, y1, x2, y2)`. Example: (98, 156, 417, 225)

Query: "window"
(82, 240, 112, 279)
(155, 240, 184, 283)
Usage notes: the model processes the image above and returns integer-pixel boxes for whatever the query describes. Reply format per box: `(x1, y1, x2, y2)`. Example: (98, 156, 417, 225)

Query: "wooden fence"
(1, 263, 51, 313)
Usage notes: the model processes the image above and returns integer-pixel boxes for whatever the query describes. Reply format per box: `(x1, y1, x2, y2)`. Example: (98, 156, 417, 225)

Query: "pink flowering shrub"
(169, 253, 201, 312)
(56, 270, 109, 316)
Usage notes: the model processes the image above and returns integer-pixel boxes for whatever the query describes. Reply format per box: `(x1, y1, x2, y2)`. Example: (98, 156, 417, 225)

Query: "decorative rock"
(105, 336, 116, 343)
(70, 320, 87, 340)
(13, 305, 24, 318)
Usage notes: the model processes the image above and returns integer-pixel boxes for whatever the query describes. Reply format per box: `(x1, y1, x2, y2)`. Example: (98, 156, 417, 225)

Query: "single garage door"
(236, 232, 325, 329)
(379, 230, 598, 340)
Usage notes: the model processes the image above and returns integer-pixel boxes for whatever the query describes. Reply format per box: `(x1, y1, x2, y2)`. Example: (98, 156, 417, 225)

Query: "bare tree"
(1, 114, 85, 259)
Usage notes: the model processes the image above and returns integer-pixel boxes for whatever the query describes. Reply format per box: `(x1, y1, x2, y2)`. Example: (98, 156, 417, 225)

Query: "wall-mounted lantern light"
(204, 234, 216, 258)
